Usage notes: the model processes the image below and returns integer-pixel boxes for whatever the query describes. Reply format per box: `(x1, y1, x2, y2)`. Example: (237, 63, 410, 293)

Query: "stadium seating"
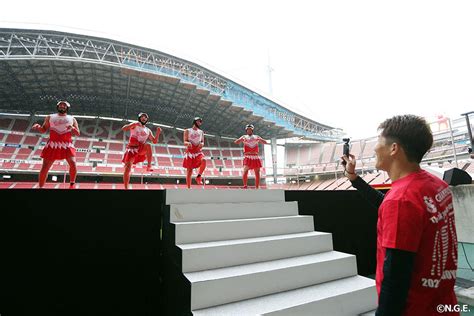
(2, 114, 471, 190)
(0, 115, 258, 182)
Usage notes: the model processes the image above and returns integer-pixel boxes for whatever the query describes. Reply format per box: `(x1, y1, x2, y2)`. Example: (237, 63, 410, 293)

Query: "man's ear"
(390, 142, 401, 157)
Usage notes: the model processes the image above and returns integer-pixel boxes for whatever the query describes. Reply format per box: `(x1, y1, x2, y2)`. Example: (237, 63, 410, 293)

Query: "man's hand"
(156, 127, 162, 134)
(32, 123, 41, 131)
(341, 154, 358, 181)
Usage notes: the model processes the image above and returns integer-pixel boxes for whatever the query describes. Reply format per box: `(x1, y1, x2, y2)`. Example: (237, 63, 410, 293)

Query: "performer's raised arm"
(148, 127, 162, 144)
(122, 121, 141, 131)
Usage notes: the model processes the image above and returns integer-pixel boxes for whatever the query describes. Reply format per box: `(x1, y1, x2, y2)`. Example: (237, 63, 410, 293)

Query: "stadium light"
(2, 175, 11, 179)
(76, 115, 97, 119)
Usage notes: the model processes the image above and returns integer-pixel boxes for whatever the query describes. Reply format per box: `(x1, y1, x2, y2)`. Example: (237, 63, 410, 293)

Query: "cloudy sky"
(1, 0, 473, 139)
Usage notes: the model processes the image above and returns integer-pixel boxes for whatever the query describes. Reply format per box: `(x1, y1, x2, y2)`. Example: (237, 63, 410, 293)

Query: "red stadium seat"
(95, 166, 113, 173)
(11, 119, 29, 132)
(108, 142, 124, 151)
(23, 135, 40, 146)
(155, 146, 168, 155)
(5, 134, 23, 144)
(75, 140, 91, 149)
(0, 118, 12, 129)
(168, 147, 182, 155)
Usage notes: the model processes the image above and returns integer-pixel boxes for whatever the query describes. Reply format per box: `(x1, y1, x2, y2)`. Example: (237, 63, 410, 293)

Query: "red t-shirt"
(376, 170, 459, 315)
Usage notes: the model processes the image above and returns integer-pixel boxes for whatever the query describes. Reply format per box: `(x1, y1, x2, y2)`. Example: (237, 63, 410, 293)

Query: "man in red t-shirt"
(342, 115, 459, 315)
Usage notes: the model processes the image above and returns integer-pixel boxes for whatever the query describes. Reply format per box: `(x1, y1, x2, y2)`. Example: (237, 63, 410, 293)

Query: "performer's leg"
(39, 159, 54, 188)
(254, 167, 261, 189)
(145, 144, 153, 171)
(123, 162, 132, 189)
(186, 168, 193, 188)
(196, 159, 206, 185)
(198, 158, 206, 175)
(65, 156, 77, 187)
(243, 166, 249, 188)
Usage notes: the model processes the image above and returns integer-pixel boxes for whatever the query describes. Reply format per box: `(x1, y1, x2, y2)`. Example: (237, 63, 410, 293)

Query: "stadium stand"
(0, 115, 265, 184)
(1, 113, 472, 190)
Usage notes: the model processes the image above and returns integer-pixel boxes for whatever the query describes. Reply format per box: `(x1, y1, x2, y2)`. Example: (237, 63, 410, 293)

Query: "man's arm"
(234, 136, 244, 144)
(342, 154, 385, 209)
(31, 116, 50, 134)
(122, 121, 140, 131)
(148, 127, 162, 144)
(375, 248, 415, 316)
(69, 117, 80, 136)
(257, 136, 269, 145)
(350, 176, 385, 209)
(199, 134, 205, 149)
(183, 129, 191, 148)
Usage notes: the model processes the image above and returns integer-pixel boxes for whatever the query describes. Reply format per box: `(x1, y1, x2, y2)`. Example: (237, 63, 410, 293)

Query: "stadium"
(1, 27, 473, 315)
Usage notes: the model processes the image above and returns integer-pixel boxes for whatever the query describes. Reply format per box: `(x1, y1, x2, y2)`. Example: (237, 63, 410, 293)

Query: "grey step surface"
(179, 231, 333, 272)
(175, 215, 314, 244)
(192, 275, 377, 316)
(186, 251, 358, 310)
(166, 189, 284, 205)
(170, 201, 299, 223)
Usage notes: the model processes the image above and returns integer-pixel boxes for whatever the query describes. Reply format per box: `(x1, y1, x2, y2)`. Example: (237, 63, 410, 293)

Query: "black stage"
(0, 189, 379, 316)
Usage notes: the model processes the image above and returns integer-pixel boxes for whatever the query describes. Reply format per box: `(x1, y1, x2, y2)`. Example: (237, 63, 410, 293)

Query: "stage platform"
(1, 188, 379, 315)
(0, 181, 265, 190)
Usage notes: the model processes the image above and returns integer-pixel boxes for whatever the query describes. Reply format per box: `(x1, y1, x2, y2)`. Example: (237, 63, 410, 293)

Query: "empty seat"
(108, 143, 124, 151)
(95, 166, 113, 173)
(169, 147, 182, 155)
(0, 118, 12, 129)
(5, 134, 23, 144)
(23, 135, 40, 146)
(75, 140, 91, 149)
(155, 146, 169, 155)
(11, 119, 29, 132)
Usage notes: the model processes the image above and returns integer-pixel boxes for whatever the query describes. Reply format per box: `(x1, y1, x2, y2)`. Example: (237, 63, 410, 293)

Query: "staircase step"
(179, 231, 333, 272)
(175, 216, 314, 244)
(186, 251, 358, 310)
(192, 275, 377, 316)
(166, 189, 284, 204)
(170, 201, 298, 223)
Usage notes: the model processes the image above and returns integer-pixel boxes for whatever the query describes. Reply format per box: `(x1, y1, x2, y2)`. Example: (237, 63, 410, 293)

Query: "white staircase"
(165, 189, 377, 315)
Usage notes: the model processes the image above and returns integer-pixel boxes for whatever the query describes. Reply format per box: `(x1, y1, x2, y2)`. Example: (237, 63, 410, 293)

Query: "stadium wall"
(451, 184, 474, 244)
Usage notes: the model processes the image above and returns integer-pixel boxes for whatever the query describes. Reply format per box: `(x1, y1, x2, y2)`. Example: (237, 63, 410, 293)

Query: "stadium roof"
(0, 27, 342, 141)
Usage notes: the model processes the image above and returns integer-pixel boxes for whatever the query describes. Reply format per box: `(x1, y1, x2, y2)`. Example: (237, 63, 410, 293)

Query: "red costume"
(243, 135, 262, 169)
(183, 128, 204, 169)
(122, 125, 151, 164)
(41, 113, 76, 160)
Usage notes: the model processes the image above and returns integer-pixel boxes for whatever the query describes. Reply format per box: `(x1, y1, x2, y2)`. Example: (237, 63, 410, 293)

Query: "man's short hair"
(378, 114, 433, 163)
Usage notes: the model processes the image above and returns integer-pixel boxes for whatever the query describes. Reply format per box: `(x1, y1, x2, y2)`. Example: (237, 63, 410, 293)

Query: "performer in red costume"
(183, 117, 206, 188)
(32, 101, 80, 188)
(122, 113, 161, 189)
(234, 124, 268, 189)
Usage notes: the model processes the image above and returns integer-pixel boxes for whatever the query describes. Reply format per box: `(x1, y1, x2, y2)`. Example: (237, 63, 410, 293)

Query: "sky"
(1, 0, 473, 139)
